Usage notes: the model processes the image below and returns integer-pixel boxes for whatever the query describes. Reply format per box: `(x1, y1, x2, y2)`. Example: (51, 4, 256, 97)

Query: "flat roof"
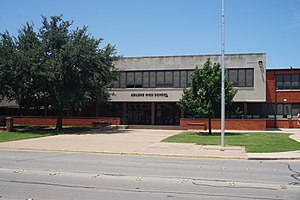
(266, 68, 300, 71)
(122, 53, 266, 59)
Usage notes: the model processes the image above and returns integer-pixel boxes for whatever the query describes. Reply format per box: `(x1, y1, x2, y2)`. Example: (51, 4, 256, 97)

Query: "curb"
(247, 157, 300, 160)
(0, 147, 249, 160)
(2, 147, 300, 160)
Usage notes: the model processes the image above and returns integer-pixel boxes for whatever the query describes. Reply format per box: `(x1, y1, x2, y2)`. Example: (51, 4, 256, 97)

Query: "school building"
(1, 53, 300, 130)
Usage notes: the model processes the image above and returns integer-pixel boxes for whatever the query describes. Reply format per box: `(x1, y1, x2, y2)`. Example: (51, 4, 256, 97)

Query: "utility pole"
(221, 0, 225, 147)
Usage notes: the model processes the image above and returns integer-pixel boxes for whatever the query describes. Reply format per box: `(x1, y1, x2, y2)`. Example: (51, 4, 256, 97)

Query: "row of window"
(275, 74, 300, 90)
(114, 70, 193, 88)
(227, 69, 254, 87)
(247, 103, 300, 118)
(114, 68, 255, 88)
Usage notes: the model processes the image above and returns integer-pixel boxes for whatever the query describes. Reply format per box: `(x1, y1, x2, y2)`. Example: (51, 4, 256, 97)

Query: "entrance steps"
(127, 125, 183, 130)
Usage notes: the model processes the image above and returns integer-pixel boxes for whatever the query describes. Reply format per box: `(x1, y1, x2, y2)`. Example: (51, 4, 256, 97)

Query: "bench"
(187, 122, 207, 130)
(91, 120, 112, 128)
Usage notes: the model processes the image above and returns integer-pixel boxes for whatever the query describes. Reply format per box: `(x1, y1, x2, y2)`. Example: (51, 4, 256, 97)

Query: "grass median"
(0, 125, 94, 143)
(162, 131, 300, 153)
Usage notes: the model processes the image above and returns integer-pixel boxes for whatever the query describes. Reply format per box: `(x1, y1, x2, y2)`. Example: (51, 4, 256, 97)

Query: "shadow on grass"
(193, 132, 242, 136)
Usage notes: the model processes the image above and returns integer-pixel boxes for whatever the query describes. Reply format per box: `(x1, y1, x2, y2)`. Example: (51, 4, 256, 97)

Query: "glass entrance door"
(126, 103, 151, 125)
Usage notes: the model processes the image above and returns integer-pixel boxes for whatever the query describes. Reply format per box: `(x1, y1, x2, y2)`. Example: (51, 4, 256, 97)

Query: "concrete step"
(127, 125, 183, 130)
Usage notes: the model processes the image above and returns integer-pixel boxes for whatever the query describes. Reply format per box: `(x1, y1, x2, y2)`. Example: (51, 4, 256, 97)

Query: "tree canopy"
(177, 58, 237, 135)
(0, 15, 119, 130)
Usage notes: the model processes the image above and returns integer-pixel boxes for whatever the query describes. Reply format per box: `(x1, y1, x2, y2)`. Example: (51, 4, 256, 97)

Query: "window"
(228, 70, 238, 87)
(134, 72, 143, 88)
(245, 69, 254, 87)
(187, 70, 193, 87)
(283, 75, 291, 90)
(126, 72, 134, 87)
(276, 74, 300, 90)
(292, 103, 300, 117)
(114, 70, 194, 89)
(180, 71, 187, 88)
(120, 72, 126, 88)
(142, 71, 149, 88)
(149, 71, 156, 88)
(173, 71, 180, 88)
(292, 74, 300, 89)
(156, 71, 173, 87)
(227, 68, 254, 87)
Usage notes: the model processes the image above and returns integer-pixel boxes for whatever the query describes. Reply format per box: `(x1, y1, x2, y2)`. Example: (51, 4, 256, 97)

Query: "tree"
(177, 58, 237, 135)
(0, 15, 119, 130)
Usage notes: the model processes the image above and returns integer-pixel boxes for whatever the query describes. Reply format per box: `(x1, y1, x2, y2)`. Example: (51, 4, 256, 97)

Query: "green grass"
(0, 125, 94, 143)
(162, 131, 300, 153)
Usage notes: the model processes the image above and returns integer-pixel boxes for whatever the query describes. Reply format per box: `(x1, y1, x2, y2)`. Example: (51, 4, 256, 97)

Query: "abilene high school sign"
(131, 93, 169, 98)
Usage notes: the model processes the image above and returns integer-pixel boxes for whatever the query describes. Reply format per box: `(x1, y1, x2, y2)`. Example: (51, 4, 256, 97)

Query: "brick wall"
(180, 118, 267, 130)
(266, 119, 299, 129)
(181, 118, 300, 130)
(13, 116, 120, 127)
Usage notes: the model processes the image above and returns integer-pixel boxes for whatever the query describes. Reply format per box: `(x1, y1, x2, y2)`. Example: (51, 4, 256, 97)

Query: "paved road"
(0, 150, 299, 200)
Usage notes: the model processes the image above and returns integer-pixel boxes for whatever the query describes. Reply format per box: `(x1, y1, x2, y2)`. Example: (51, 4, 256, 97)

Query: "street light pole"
(221, 0, 225, 147)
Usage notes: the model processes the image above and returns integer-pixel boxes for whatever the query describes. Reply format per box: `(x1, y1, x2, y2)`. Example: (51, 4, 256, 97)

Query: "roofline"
(267, 68, 300, 71)
(121, 53, 266, 59)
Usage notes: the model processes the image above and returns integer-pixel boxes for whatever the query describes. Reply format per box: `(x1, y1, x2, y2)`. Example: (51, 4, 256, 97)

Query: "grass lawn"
(162, 131, 300, 153)
(0, 125, 94, 143)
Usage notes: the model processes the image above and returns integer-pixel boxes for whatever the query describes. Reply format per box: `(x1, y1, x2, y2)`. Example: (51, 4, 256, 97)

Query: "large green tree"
(178, 58, 237, 135)
(0, 15, 119, 130)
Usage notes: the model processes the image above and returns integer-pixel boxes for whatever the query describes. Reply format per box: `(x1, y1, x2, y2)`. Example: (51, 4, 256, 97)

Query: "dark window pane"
(238, 69, 246, 87)
(120, 72, 126, 88)
(277, 104, 283, 115)
(143, 71, 149, 88)
(292, 104, 300, 116)
(284, 103, 291, 116)
(150, 71, 156, 87)
(268, 103, 275, 115)
(291, 74, 300, 89)
(187, 70, 193, 87)
(276, 75, 283, 90)
(228, 69, 238, 87)
(135, 72, 142, 85)
(165, 71, 173, 85)
(113, 74, 120, 88)
(245, 69, 254, 87)
(126, 72, 134, 86)
(173, 71, 180, 88)
(156, 71, 164, 85)
(283, 74, 291, 89)
(180, 71, 187, 88)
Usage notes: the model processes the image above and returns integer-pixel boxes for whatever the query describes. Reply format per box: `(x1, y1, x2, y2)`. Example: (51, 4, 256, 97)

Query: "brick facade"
(266, 69, 300, 103)
(180, 118, 267, 130)
(13, 116, 120, 127)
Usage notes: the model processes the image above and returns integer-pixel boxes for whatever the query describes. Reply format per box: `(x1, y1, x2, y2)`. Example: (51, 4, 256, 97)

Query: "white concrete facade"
(111, 53, 266, 103)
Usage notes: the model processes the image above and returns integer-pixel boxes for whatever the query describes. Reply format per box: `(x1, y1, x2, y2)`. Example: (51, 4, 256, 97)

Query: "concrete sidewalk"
(0, 128, 299, 160)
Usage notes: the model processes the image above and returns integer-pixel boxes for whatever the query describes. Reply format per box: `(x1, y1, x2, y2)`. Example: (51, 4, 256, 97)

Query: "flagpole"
(221, 0, 225, 147)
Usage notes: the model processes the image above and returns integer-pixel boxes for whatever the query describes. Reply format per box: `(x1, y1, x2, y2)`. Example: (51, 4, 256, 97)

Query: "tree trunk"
(208, 114, 212, 135)
(56, 108, 63, 130)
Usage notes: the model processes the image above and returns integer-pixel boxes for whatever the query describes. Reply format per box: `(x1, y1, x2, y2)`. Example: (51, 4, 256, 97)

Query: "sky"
(0, 0, 299, 69)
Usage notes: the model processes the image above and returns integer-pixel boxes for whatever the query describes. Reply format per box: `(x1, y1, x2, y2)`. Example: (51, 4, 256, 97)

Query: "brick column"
(151, 102, 155, 125)
(243, 102, 247, 118)
(122, 102, 127, 124)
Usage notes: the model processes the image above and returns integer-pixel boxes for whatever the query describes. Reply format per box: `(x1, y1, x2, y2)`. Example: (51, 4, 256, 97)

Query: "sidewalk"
(0, 129, 299, 160)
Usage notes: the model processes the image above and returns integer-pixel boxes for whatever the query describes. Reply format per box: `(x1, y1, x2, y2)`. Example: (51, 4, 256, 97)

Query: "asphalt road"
(0, 150, 299, 200)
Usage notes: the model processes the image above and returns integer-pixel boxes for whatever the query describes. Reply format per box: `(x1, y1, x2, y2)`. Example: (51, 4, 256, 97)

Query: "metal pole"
(221, 0, 225, 147)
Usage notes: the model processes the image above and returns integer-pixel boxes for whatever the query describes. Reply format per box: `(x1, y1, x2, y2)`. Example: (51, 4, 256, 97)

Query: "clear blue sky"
(1, 0, 299, 69)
